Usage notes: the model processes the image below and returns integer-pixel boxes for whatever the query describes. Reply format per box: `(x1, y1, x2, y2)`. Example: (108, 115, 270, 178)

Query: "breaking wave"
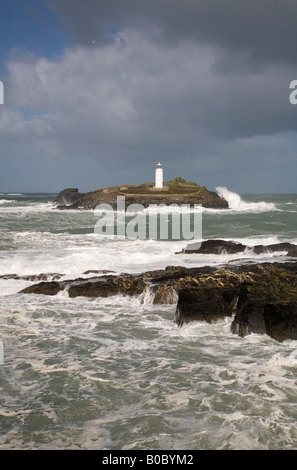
(216, 186, 278, 213)
(0, 199, 15, 205)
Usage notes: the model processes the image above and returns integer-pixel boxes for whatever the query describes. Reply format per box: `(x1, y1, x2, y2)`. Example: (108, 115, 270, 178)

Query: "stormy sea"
(0, 188, 297, 450)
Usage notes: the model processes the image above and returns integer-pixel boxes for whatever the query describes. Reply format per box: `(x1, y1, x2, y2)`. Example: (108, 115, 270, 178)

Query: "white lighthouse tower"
(155, 162, 163, 188)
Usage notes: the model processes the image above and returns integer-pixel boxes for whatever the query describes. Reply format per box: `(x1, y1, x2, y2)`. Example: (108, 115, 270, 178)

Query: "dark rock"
(287, 246, 297, 257)
(0, 273, 63, 281)
(152, 285, 178, 304)
(231, 268, 297, 342)
(83, 269, 116, 275)
(18, 261, 297, 343)
(183, 239, 246, 254)
(230, 282, 266, 337)
(54, 188, 85, 207)
(20, 281, 65, 296)
(229, 261, 297, 275)
(68, 279, 120, 298)
(143, 265, 217, 283)
(264, 303, 297, 342)
(67, 275, 146, 298)
(253, 242, 296, 254)
(182, 239, 297, 256)
(175, 286, 238, 326)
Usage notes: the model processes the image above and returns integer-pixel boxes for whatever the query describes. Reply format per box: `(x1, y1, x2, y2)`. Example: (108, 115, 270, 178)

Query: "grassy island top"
(118, 177, 207, 195)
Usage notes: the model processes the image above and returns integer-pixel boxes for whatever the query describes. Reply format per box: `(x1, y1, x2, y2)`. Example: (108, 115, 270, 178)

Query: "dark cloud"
(41, 0, 297, 143)
(2, 30, 297, 193)
(40, 0, 297, 143)
(2, 0, 297, 193)
(45, 0, 297, 66)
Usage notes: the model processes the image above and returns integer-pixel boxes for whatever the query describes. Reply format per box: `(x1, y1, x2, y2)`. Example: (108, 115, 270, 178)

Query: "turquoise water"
(0, 189, 297, 449)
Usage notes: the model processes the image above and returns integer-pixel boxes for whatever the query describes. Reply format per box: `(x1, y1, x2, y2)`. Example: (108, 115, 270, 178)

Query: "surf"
(216, 186, 278, 213)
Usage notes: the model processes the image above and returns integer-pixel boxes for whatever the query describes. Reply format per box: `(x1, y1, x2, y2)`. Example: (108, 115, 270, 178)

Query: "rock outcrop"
(21, 280, 64, 296)
(19, 261, 297, 342)
(54, 188, 84, 207)
(0, 273, 63, 281)
(54, 180, 228, 210)
(175, 285, 238, 325)
(287, 246, 297, 257)
(182, 239, 297, 255)
(230, 266, 297, 342)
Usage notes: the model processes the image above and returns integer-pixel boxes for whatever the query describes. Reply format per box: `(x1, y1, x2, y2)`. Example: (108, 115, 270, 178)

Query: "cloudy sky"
(1, 0, 297, 193)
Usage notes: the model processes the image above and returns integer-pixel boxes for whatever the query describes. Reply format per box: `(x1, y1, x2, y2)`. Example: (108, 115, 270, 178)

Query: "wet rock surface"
(54, 188, 84, 207)
(230, 265, 297, 342)
(175, 286, 238, 326)
(0, 273, 63, 281)
(182, 239, 297, 255)
(18, 261, 297, 342)
(20, 281, 65, 296)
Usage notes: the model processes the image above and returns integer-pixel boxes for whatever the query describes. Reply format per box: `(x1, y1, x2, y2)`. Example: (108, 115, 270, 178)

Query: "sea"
(0, 187, 297, 450)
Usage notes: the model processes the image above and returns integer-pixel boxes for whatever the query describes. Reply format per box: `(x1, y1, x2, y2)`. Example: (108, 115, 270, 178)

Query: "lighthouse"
(155, 162, 163, 188)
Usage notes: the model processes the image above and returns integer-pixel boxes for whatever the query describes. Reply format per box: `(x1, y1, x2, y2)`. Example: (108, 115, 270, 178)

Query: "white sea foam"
(0, 199, 15, 205)
(1, 192, 297, 450)
(0, 235, 187, 280)
(0, 229, 292, 285)
(215, 186, 278, 213)
(0, 202, 51, 212)
(1, 271, 297, 450)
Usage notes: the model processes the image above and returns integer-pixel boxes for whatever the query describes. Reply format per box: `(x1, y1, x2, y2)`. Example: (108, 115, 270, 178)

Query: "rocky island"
(54, 178, 228, 210)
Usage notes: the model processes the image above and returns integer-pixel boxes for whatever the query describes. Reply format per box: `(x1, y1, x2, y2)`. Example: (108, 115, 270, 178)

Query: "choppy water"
(1, 188, 297, 450)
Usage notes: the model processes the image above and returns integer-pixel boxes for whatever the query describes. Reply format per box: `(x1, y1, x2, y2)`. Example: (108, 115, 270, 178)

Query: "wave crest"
(0, 199, 15, 205)
(216, 187, 277, 213)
